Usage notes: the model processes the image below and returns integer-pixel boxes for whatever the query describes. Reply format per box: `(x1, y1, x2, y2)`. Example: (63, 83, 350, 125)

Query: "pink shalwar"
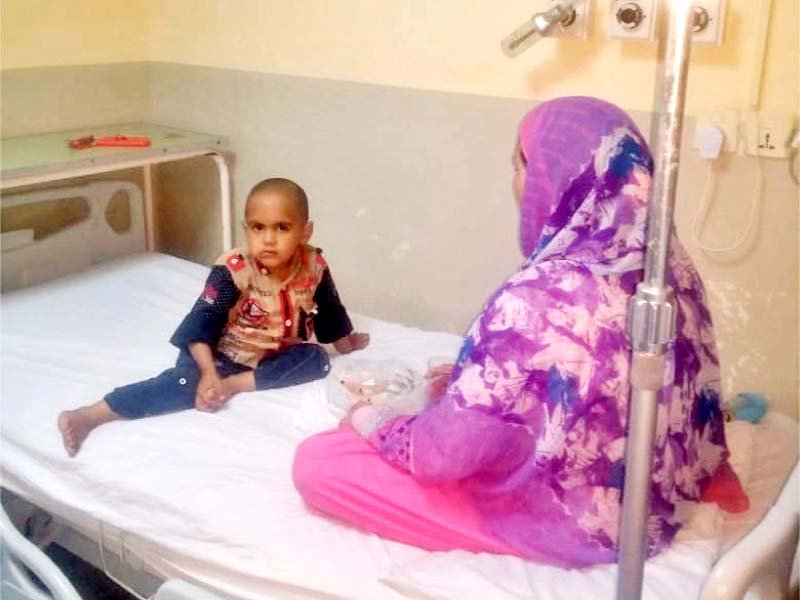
(292, 426, 516, 555)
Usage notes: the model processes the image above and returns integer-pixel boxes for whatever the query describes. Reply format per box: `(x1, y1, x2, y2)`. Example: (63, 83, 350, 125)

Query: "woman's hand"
(339, 401, 370, 427)
(333, 332, 370, 354)
(196, 368, 226, 412)
(425, 362, 453, 405)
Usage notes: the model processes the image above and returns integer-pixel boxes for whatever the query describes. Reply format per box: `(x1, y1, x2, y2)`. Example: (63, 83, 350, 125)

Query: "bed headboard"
(1, 180, 145, 292)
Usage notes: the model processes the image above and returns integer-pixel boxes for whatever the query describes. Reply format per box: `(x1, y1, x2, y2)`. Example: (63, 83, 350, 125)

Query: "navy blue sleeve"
(312, 267, 354, 344)
(170, 266, 241, 350)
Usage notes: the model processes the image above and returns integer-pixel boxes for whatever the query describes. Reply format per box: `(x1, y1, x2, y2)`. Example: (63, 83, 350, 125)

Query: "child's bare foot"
(58, 409, 96, 457)
(57, 401, 119, 457)
(221, 371, 255, 401)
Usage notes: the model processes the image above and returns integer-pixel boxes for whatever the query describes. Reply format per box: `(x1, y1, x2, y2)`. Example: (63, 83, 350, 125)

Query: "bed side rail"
(700, 464, 799, 600)
(0, 503, 82, 600)
(2, 501, 225, 600)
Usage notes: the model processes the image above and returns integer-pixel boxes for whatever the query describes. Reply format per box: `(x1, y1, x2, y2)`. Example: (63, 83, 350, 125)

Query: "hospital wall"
(3, 0, 795, 114)
(1, 0, 797, 420)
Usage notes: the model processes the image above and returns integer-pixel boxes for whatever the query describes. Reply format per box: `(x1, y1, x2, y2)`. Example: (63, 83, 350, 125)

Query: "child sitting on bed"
(58, 177, 369, 457)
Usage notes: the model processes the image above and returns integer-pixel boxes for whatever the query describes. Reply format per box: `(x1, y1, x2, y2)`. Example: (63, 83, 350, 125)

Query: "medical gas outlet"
(608, 0, 725, 43)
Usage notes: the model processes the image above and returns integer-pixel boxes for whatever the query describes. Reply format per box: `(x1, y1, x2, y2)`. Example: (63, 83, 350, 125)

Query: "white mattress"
(1, 253, 797, 600)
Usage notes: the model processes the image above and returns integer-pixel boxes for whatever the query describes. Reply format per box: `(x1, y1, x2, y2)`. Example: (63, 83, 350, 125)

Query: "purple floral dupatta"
(369, 97, 728, 566)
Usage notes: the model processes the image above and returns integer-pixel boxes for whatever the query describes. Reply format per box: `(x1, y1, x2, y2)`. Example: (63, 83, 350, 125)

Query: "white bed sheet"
(1, 253, 797, 600)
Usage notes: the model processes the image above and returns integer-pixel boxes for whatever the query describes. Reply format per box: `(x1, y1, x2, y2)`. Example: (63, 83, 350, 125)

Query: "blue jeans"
(106, 343, 330, 418)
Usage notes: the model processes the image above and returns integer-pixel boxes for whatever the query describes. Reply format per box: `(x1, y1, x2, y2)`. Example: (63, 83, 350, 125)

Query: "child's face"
(243, 190, 312, 275)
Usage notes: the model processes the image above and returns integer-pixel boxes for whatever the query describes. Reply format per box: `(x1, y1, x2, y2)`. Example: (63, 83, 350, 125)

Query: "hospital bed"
(1, 183, 798, 600)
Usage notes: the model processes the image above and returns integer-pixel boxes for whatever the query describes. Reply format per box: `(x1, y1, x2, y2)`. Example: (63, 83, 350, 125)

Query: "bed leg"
(207, 152, 232, 251)
(143, 163, 156, 252)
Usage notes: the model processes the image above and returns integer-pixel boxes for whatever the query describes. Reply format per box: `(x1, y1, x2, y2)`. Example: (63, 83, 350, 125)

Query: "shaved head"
(246, 178, 309, 222)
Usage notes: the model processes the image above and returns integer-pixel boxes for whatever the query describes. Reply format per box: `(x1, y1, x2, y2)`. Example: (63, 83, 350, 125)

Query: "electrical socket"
(692, 0, 726, 45)
(744, 111, 796, 159)
(548, 0, 590, 39)
(695, 110, 738, 154)
(608, 0, 658, 41)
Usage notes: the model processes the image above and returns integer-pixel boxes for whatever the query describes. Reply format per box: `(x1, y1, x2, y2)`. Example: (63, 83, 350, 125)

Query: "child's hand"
(279, 336, 304, 350)
(333, 332, 370, 354)
(196, 369, 226, 412)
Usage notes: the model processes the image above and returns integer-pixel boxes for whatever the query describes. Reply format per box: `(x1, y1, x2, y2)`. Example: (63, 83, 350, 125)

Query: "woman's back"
(294, 96, 734, 568)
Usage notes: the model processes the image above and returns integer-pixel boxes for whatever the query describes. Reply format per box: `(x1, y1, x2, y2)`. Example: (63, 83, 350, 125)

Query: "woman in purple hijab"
(293, 97, 737, 567)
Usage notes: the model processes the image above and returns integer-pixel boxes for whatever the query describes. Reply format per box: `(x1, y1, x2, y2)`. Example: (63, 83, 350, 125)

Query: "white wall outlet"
(548, 0, 590, 39)
(608, 0, 658, 41)
(695, 110, 738, 153)
(744, 111, 797, 159)
(692, 0, 726, 44)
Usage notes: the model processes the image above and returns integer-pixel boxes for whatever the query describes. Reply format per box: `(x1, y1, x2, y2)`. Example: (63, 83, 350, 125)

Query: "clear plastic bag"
(326, 358, 430, 418)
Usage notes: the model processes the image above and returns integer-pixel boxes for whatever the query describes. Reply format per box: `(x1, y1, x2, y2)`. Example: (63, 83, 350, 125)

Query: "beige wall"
(149, 0, 798, 114)
(672, 148, 799, 420)
(2, 0, 797, 114)
(0, 0, 149, 68)
(0, 63, 150, 137)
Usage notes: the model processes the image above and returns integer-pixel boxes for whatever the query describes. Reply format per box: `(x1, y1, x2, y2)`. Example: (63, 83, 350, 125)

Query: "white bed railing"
(1, 503, 82, 600)
(1, 502, 225, 600)
(700, 464, 800, 600)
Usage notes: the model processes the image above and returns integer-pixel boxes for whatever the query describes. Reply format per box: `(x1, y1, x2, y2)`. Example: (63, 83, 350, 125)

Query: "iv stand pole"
(617, 2, 694, 599)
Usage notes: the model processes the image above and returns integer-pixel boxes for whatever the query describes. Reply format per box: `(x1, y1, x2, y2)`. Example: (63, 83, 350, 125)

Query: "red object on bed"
(701, 460, 750, 513)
